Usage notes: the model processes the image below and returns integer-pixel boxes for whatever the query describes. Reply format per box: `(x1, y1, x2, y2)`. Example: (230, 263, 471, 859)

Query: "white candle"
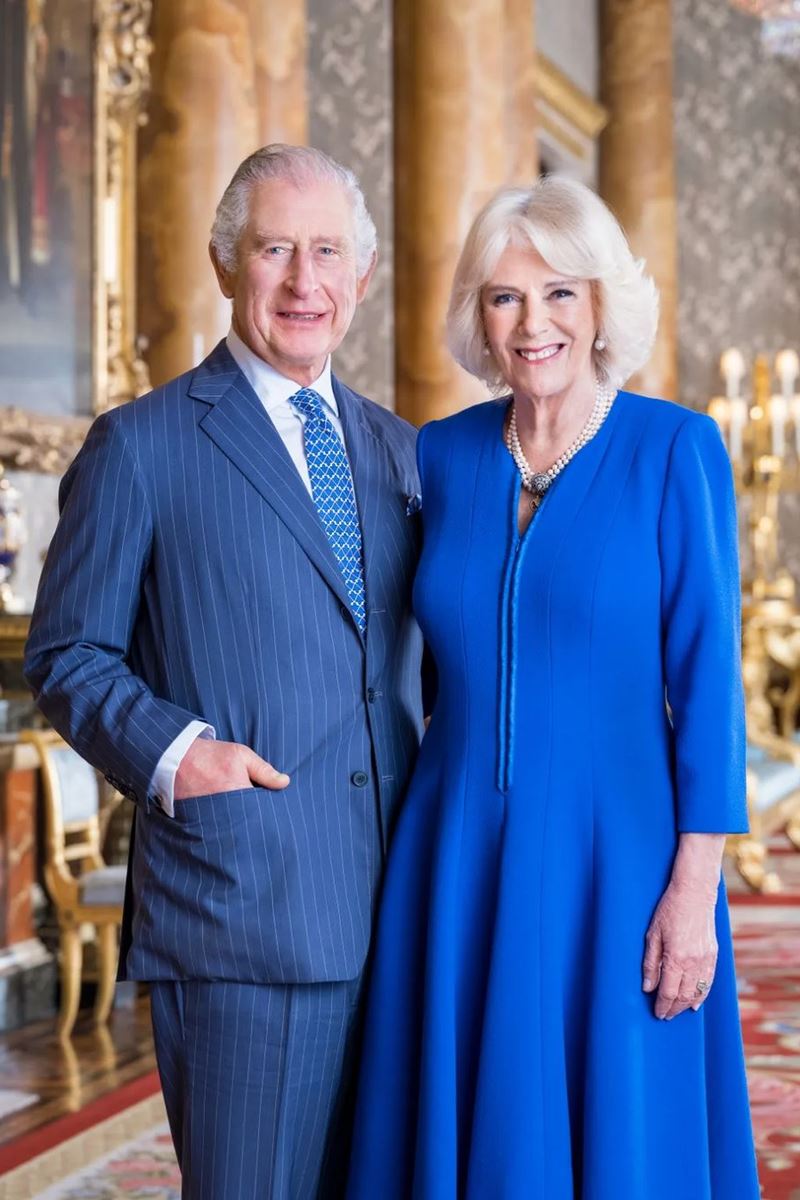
(776, 349, 799, 400)
(770, 394, 787, 458)
(792, 395, 800, 459)
(720, 347, 746, 401)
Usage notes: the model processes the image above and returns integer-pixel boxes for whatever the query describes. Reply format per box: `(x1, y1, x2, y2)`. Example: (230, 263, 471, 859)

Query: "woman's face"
(481, 245, 597, 403)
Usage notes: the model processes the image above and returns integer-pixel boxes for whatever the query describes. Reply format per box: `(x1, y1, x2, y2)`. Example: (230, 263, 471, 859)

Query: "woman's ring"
(696, 980, 709, 995)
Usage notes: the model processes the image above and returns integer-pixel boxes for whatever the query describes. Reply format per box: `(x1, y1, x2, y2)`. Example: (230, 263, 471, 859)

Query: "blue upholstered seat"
(747, 755, 800, 811)
(79, 864, 127, 907)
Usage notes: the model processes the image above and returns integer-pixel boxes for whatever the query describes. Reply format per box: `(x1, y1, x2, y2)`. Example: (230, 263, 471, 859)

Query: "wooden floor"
(0, 994, 157, 1148)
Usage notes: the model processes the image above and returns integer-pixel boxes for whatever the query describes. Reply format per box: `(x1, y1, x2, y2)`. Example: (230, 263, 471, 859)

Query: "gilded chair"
(21, 730, 126, 1038)
(729, 615, 800, 891)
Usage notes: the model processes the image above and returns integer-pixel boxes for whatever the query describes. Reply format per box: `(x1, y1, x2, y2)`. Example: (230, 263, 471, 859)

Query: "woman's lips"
(515, 344, 564, 362)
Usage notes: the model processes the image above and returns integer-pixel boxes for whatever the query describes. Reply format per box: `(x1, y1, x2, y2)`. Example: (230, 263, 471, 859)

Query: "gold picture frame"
(0, 0, 152, 475)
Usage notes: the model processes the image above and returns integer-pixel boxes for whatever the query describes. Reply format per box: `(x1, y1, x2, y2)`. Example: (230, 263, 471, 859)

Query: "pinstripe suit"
(24, 340, 425, 1197)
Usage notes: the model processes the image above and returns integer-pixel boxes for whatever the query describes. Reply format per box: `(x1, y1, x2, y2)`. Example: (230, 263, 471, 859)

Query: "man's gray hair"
(210, 144, 378, 278)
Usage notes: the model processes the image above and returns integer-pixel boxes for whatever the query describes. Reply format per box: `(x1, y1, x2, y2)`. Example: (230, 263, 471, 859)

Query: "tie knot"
(289, 388, 326, 421)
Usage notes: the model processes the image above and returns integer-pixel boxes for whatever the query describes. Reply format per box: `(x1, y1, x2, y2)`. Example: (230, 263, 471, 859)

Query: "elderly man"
(24, 145, 425, 1199)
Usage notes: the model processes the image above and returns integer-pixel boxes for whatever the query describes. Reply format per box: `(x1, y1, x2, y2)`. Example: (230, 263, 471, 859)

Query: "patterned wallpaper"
(672, 0, 800, 575)
(307, 0, 394, 409)
(673, 0, 800, 410)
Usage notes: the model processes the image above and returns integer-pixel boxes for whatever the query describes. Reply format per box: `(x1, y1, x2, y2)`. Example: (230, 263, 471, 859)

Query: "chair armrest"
(44, 862, 80, 911)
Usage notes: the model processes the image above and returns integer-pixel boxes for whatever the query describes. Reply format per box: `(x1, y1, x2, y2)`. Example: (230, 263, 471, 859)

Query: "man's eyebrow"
(251, 230, 291, 245)
(312, 235, 351, 249)
(250, 232, 351, 248)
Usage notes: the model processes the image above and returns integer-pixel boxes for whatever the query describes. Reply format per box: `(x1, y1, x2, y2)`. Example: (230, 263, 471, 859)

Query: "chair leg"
(732, 836, 782, 894)
(58, 926, 82, 1040)
(787, 812, 800, 851)
(93, 924, 118, 1028)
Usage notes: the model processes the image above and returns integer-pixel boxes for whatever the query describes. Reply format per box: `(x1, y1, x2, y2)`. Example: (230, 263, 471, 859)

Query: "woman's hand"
(642, 833, 725, 1020)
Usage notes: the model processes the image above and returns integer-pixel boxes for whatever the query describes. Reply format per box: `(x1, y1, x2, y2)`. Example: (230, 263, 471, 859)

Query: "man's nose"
(287, 250, 318, 296)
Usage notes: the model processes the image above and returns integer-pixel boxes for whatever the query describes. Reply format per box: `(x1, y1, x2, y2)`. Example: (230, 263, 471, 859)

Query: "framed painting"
(0, 0, 151, 475)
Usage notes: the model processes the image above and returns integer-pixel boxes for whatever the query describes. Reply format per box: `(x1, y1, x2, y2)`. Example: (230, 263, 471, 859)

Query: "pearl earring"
(482, 343, 491, 356)
(594, 335, 606, 351)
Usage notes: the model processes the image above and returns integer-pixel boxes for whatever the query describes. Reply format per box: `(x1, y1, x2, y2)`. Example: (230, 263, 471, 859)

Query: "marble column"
(137, 0, 307, 388)
(599, 0, 678, 401)
(394, 0, 537, 424)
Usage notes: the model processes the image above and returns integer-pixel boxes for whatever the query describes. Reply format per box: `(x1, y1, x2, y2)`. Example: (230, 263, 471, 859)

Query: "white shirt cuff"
(150, 720, 215, 817)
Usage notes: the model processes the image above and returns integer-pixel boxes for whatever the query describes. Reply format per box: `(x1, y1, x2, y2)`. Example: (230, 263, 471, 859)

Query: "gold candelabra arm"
(711, 347, 800, 605)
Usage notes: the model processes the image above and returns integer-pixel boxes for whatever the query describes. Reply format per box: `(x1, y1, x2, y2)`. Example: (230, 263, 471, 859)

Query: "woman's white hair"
(446, 175, 659, 393)
(210, 144, 378, 278)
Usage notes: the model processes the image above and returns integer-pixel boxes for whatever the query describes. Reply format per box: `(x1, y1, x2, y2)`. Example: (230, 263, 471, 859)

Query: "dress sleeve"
(659, 413, 748, 834)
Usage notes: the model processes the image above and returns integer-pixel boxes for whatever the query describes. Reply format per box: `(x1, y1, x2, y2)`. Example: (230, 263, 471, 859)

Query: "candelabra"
(0, 468, 26, 614)
(708, 348, 800, 607)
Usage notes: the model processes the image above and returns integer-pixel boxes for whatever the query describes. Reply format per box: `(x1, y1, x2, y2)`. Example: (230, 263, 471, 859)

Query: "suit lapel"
(191, 342, 356, 620)
(335, 378, 404, 620)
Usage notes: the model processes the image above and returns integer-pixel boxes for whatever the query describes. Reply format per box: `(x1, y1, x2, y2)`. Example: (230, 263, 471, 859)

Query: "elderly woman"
(346, 177, 759, 1199)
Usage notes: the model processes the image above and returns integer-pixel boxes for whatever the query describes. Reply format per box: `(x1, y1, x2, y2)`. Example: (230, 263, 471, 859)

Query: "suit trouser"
(150, 976, 363, 1200)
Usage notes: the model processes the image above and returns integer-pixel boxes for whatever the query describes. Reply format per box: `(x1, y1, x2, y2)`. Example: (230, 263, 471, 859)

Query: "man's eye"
(265, 246, 287, 256)
(318, 246, 337, 256)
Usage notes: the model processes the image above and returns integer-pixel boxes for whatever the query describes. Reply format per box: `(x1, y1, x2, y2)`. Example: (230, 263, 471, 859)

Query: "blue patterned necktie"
(289, 388, 367, 633)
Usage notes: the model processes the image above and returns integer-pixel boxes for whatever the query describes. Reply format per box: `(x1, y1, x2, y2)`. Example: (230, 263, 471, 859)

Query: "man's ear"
(209, 243, 235, 299)
(356, 251, 378, 304)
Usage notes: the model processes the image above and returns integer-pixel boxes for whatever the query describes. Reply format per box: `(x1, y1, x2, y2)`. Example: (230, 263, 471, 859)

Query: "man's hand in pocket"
(174, 738, 290, 801)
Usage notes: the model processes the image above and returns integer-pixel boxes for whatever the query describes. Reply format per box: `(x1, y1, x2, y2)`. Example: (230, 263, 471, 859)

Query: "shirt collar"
(226, 327, 338, 417)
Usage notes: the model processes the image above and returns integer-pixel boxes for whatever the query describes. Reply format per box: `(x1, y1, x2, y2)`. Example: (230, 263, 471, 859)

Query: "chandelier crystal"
(729, 0, 800, 14)
(729, 0, 800, 57)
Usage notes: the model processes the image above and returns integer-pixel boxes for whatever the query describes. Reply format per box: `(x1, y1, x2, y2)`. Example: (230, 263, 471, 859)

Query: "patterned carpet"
(0, 852, 797, 1198)
(730, 844, 800, 1200)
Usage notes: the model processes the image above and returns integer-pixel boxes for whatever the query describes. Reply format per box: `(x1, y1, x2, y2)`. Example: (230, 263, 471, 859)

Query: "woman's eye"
(491, 293, 517, 306)
(550, 288, 575, 300)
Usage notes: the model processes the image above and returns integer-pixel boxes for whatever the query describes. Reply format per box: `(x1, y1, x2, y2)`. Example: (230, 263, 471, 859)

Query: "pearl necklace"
(505, 382, 616, 511)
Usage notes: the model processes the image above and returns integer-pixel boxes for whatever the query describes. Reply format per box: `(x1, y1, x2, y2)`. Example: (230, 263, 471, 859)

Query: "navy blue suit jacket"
(25, 341, 425, 984)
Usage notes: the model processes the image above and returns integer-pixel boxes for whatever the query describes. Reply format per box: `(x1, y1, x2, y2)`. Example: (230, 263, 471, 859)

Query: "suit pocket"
(134, 781, 371, 983)
(170, 786, 256, 828)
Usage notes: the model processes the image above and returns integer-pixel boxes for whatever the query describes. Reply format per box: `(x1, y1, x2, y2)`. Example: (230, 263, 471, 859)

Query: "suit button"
(351, 771, 369, 787)
(340, 604, 350, 619)
(367, 687, 376, 703)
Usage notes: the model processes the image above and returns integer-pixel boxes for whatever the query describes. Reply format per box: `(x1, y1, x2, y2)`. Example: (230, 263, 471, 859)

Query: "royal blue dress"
(346, 392, 760, 1199)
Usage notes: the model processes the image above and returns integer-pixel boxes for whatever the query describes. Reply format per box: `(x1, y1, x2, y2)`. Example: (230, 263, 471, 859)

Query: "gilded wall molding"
(0, 412, 92, 477)
(94, 0, 153, 415)
(536, 53, 608, 175)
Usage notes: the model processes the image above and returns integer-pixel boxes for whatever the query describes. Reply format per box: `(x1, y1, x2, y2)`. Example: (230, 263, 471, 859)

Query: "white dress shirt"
(149, 329, 349, 815)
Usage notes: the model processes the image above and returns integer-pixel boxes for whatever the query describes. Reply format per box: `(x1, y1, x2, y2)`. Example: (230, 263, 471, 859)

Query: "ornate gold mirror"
(0, 0, 152, 635)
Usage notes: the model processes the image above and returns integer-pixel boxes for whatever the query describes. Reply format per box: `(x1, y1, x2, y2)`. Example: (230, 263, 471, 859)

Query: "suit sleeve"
(24, 411, 209, 810)
(659, 413, 748, 834)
